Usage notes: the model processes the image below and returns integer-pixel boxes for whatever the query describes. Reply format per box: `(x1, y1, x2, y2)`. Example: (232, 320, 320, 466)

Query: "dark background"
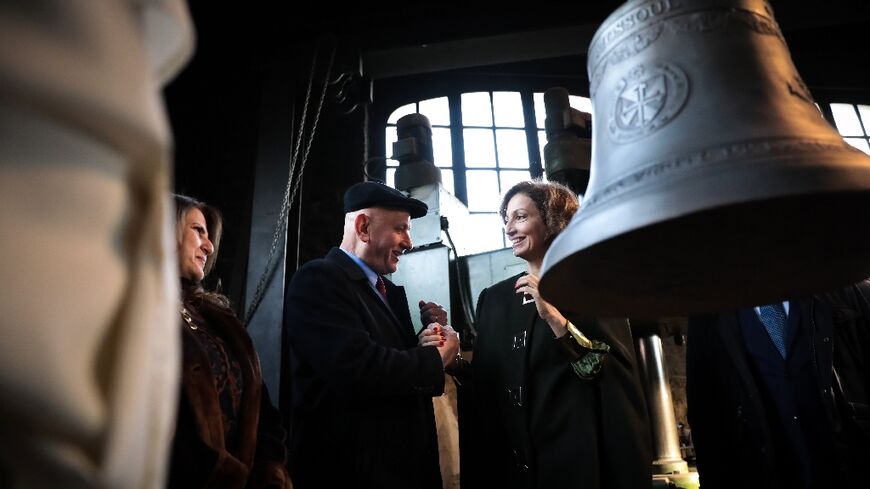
(163, 1, 870, 402)
(165, 2, 870, 307)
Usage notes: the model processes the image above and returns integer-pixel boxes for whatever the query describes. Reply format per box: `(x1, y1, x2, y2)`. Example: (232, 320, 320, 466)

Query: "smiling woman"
(168, 194, 293, 489)
(383, 92, 594, 257)
(176, 201, 218, 281)
(466, 180, 653, 489)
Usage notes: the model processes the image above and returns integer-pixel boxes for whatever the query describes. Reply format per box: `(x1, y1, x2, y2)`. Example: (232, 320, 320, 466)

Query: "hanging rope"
(244, 38, 336, 325)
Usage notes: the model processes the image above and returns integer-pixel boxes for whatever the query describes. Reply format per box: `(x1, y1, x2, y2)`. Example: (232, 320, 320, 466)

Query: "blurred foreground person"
(0, 1, 193, 487)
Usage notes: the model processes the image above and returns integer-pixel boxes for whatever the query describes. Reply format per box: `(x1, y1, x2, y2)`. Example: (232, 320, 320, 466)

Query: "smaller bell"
(542, 87, 592, 196)
(392, 114, 441, 191)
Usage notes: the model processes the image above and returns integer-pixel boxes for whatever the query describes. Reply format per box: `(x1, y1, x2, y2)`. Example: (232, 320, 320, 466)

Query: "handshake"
(417, 300, 460, 367)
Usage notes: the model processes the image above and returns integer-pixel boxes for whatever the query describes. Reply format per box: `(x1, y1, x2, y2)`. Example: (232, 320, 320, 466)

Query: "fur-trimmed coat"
(168, 296, 292, 489)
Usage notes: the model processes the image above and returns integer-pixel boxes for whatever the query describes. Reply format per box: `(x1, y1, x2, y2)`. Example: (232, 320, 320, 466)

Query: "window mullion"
(448, 93, 468, 205)
(491, 91, 501, 190)
(819, 102, 837, 129)
(855, 104, 868, 137)
(521, 91, 544, 179)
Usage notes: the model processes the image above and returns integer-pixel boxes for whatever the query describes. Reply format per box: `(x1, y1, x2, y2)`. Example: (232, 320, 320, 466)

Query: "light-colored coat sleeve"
(0, 1, 194, 487)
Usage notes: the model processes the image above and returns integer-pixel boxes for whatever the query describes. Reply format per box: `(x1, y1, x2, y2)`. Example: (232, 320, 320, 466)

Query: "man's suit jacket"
(687, 287, 870, 489)
(284, 247, 444, 489)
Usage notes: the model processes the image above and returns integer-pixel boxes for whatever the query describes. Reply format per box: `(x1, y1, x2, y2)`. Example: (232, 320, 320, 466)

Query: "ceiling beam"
(363, 24, 599, 80)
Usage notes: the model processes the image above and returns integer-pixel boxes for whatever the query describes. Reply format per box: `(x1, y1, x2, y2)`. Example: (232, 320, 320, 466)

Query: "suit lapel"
(506, 273, 537, 367)
(502, 274, 537, 407)
(720, 312, 761, 391)
(809, 297, 834, 391)
(326, 248, 407, 340)
(720, 310, 773, 442)
(386, 280, 417, 344)
(783, 301, 800, 358)
(358, 275, 403, 329)
(517, 290, 538, 336)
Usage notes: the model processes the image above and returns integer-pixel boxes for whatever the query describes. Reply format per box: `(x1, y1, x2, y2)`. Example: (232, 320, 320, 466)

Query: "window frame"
(822, 102, 870, 155)
(383, 90, 545, 206)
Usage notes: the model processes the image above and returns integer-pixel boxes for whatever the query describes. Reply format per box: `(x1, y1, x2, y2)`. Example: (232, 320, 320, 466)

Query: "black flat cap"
(343, 181, 428, 219)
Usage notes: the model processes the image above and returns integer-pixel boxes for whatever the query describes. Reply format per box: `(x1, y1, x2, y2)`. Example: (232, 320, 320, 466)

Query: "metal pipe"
(635, 333, 689, 475)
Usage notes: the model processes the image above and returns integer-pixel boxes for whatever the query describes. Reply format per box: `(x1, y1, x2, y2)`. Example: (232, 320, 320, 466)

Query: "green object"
(569, 339, 610, 380)
(651, 472, 700, 489)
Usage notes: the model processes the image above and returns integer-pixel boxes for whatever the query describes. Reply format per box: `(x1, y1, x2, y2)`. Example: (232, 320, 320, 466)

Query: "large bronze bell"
(540, 0, 870, 316)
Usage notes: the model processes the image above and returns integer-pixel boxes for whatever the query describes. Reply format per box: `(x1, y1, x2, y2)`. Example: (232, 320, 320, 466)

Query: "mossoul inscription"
(589, 0, 682, 70)
(589, 7, 783, 96)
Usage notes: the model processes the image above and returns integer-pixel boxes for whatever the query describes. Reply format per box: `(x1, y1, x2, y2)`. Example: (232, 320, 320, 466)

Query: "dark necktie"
(758, 302, 788, 358)
(375, 275, 388, 302)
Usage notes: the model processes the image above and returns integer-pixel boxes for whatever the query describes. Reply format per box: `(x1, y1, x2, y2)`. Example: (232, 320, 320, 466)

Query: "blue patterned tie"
(758, 303, 788, 358)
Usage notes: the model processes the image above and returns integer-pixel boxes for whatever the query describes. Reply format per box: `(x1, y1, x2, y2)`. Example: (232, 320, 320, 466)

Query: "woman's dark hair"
(499, 180, 579, 239)
(173, 194, 230, 309)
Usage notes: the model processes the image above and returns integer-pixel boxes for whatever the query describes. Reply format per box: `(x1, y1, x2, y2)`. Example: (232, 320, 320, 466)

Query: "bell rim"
(540, 191, 870, 316)
(547, 146, 870, 268)
(541, 151, 870, 316)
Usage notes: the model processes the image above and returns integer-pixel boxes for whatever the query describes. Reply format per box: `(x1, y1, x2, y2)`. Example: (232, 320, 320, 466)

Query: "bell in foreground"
(541, 0, 870, 316)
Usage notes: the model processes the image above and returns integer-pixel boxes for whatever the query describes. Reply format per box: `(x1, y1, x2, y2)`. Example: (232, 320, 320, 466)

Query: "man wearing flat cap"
(284, 181, 460, 489)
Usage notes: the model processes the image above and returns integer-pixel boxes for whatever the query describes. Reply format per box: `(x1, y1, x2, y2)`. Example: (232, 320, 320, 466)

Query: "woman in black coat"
(466, 181, 652, 489)
(168, 194, 293, 489)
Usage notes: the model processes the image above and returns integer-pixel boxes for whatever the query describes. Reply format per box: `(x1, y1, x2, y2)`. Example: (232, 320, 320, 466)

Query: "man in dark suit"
(284, 181, 460, 489)
(687, 283, 870, 489)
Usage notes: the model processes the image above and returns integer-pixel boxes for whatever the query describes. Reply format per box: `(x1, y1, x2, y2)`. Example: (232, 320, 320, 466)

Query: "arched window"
(385, 90, 591, 254)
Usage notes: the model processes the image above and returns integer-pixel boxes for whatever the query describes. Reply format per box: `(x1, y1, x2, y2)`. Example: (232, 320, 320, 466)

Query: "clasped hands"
(417, 300, 459, 367)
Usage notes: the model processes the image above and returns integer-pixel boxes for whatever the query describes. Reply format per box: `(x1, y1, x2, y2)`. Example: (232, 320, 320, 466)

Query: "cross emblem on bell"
(618, 75, 666, 129)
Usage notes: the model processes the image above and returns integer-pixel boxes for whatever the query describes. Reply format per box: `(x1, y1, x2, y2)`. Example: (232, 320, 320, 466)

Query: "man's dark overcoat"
(284, 247, 444, 489)
(687, 283, 870, 489)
